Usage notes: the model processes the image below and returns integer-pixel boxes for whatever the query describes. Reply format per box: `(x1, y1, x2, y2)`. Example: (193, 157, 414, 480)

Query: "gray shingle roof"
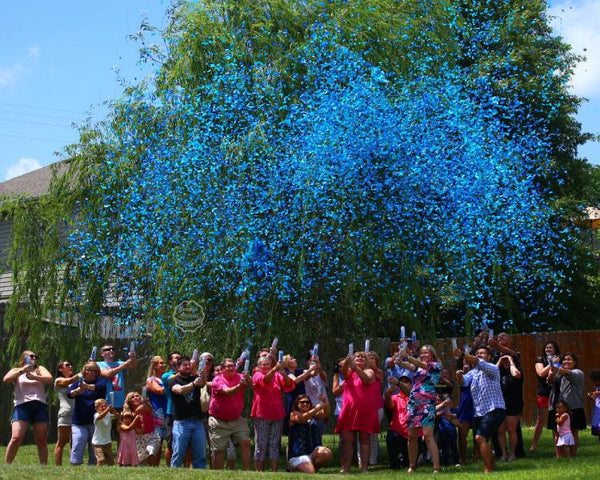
(0, 161, 67, 198)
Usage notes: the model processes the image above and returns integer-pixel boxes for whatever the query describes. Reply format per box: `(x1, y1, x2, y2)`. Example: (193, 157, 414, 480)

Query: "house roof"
(0, 161, 67, 198)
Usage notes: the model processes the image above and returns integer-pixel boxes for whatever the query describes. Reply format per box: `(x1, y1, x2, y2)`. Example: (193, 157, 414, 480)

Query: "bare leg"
(423, 426, 440, 472)
(476, 435, 495, 473)
(54, 425, 71, 466)
(213, 451, 225, 469)
(570, 429, 579, 457)
(239, 439, 251, 470)
(497, 421, 508, 459)
(358, 432, 370, 472)
(505, 415, 520, 459)
(5, 420, 28, 464)
(530, 407, 548, 451)
(32, 422, 48, 465)
(340, 430, 354, 473)
(407, 427, 419, 472)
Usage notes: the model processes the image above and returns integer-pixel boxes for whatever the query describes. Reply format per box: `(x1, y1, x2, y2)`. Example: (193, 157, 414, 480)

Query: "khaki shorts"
(93, 443, 115, 466)
(208, 415, 250, 451)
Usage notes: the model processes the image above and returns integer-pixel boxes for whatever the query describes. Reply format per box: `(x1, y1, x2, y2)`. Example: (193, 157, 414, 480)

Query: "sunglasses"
(102, 347, 115, 352)
(299, 400, 311, 405)
(63, 362, 72, 368)
(29, 355, 38, 359)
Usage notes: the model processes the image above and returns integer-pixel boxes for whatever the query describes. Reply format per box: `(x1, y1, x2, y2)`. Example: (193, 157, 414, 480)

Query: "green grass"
(0, 428, 599, 479)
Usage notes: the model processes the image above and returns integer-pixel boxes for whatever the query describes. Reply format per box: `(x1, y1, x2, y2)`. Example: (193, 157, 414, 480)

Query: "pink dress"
(335, 370, 380, 434)
(117, 428, 140, 466)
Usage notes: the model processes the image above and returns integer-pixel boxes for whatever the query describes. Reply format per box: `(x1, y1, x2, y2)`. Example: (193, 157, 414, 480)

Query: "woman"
(146, 355, 168, 465)
(124, 391, 162, 466)
(3, 350, 53, 464)
(363, 351, 384, 466)
(251, 354, 294, 471)
(455, 360, 475, 464)
(54, 360, 79, 465)
(547, 352, 586, 457)
(288, 394, 332, 473)
(335, 351, 379, 473)
(398, 344, 441, 473)
(282, 355, 307, 434)
(496, 354, 523, 461)
(530, 341, 560, 451)
(67, 361, 107, 465)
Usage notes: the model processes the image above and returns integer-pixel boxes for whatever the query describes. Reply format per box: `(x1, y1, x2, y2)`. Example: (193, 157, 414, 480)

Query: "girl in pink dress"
(117, 412, 140, 466)
(335, 351, 379, 473)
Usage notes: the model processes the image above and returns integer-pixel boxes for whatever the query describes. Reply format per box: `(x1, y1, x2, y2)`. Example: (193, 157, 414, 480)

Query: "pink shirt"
(14, 373, 47, 406)
(251, 370, 293, 420)
(209, 373, 247, 421)
(389, 391, 409, 438)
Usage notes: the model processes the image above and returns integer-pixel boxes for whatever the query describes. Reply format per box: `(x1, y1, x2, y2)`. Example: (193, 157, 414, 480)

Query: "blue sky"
(1, 0, 598, 182)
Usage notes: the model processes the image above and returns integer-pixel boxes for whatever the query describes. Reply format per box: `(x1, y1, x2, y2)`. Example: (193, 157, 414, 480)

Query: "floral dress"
(407, 361, 441, 428)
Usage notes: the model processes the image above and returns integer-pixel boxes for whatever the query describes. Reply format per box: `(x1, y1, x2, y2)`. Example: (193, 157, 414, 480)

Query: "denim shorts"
(12, 400, 49, 424)
(473, 408, 505, 440)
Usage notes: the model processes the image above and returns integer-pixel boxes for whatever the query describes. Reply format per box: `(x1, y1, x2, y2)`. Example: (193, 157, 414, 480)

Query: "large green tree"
(4, 0, 598, 362)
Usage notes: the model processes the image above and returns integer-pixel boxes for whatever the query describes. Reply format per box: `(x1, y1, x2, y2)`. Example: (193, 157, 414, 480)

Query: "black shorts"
(473, 408, 506, 440)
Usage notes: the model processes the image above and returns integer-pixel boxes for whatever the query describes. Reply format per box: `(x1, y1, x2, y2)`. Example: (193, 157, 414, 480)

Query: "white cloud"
(548, 0, 600, 98)
(0, 46, 40, 88)
(5, 157, 42, 180)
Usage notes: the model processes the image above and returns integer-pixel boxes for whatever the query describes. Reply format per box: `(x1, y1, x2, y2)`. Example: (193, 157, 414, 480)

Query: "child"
(385, 376, 412, 469)
(555, 400, 574, 458)
(92, 398, 119, 466)
(589, 369, 600, 442)
(117, 411, 141, 466)
(436, 394, 460, 466)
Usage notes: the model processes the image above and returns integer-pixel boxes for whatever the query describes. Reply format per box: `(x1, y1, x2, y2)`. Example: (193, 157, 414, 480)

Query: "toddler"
(555, 400, 574, 458)
(92, 398, 119, 466)
(117, 411, 141, 466)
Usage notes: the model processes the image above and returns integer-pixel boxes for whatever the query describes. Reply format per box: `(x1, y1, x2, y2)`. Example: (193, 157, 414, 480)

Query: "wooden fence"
(434, 330, 600, 425)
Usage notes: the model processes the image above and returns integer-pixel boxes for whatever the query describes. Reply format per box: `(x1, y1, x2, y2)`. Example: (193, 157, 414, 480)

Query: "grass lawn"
(0, 427, 599, 479)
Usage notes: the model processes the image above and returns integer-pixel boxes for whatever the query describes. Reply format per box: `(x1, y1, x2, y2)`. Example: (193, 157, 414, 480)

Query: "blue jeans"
(171, 418, 206, 468)
(70, 424, 96, 465)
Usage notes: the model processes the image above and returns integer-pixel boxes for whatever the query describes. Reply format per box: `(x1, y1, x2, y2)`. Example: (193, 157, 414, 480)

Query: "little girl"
(589, 369, 600, 442)
(555, 400, 574, 458)
(117, 412, 141, 466)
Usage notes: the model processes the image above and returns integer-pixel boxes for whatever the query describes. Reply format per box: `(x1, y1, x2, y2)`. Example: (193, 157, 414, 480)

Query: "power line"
(0, 118, 73, 129)
(0, 109, 80, 122)
(0, 133, 73, 143)
(0, 101, 86, 115)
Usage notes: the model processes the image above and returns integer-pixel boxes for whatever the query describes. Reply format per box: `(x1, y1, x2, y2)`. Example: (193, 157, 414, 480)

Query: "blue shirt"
(97, 360, 125, 408)
(462, 358, 505, 417)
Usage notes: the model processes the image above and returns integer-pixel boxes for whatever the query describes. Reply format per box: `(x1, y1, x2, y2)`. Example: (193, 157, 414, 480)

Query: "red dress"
(335, 370, 380, 434)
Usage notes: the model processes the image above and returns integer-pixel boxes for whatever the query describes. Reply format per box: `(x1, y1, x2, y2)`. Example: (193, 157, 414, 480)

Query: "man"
(97, 344, 137, 410)
(161, 351, 181, 466)
(456, 346, 506, 474)
(208, 358, 252, 469)
(170, 355, 207, 468)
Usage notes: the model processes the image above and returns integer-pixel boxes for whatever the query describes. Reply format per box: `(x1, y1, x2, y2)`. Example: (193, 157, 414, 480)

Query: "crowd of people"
(3, 331, 600, 474)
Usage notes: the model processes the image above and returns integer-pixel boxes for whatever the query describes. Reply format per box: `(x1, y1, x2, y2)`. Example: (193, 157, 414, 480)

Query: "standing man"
(456, 346, 506, 474)
(161, 351, 181, 466)
(208, 358, 252, 469)
(170, 356, 207, 469)
(97, 344, 137, 410)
